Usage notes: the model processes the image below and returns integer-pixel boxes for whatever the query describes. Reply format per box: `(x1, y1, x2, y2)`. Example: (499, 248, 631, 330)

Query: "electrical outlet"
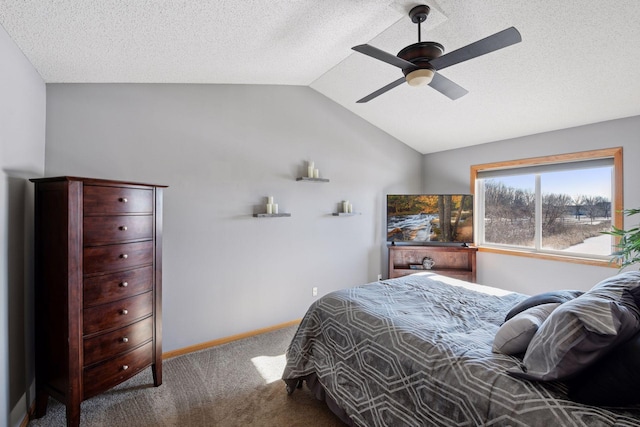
(377, 274, 382, 281)
(312, 287, 318, 297)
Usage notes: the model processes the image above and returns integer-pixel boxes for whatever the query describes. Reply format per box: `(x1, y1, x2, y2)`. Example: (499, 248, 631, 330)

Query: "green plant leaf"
(603, 208, 640, 268)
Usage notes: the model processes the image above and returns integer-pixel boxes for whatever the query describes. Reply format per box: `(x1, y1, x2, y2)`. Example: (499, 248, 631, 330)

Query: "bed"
(282, 271, 640, 426)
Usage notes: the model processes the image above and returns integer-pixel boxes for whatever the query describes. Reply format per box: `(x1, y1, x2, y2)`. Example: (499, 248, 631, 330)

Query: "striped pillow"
(509, 271, 640, 381)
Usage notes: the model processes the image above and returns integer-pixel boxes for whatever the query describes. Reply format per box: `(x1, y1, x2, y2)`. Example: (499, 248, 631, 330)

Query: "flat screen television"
(387, 194, 474, 245)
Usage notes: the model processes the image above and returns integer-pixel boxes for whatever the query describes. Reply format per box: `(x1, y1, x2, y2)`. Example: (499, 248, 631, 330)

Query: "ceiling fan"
(352, 5, 521, 103)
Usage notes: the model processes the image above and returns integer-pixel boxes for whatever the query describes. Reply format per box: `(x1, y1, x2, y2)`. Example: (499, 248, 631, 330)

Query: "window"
(470, 148, 623, 266)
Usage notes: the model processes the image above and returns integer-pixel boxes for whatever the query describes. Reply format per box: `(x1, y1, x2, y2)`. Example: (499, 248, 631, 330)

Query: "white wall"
(422, 116, 640, 294)
(0, 24, 46, 427)
(44, 83, 422, 351)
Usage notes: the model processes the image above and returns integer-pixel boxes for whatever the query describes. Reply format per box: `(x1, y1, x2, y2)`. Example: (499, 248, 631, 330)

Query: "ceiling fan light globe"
(406, 68, 434, 87)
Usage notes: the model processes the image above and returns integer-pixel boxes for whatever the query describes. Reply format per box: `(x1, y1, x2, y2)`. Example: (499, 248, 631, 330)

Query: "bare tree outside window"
(481, 170, 612, 256)
(472, 148, 623, 263)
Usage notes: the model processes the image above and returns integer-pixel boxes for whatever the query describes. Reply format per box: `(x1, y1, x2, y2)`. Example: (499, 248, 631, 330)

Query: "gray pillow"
(509, 271, 640, 381)
(504, 290, 583, 322)
(493, 303, 560, 355)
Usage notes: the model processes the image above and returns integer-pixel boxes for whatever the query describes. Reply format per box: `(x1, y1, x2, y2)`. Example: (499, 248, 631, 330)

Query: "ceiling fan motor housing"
(397, 41, 444, 76)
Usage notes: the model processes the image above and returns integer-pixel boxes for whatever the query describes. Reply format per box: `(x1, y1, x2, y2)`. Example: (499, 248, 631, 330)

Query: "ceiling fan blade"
(357, 77, 406, 103)
(352, 44, 415, 69)
(429, 27, 522, 71)
(429, 72, 468, 100)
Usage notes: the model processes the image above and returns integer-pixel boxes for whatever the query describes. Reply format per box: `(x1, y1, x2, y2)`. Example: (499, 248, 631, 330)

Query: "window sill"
(477, 246, 619, 268)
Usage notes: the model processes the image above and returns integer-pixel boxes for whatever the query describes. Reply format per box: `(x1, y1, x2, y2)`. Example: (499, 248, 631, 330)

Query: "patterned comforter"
(282, 273, 640, 426)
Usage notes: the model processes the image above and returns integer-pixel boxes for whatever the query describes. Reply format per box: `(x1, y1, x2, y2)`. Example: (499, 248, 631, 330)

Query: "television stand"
(388, 245, 477, 282)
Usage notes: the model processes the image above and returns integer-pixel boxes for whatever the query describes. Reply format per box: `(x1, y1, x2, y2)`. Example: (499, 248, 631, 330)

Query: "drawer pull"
(119, 226, 128, 231)
(121, 309, 129, 315)
(122, 365, 129, 371)
(120, 254, 128, 259)
(119, 197, 128, 203)
(122, 337, 129, 343)
(120, 281, 128, 287)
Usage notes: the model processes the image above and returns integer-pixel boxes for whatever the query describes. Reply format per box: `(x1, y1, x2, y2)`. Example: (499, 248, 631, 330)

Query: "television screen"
(387, 194, 474, 244)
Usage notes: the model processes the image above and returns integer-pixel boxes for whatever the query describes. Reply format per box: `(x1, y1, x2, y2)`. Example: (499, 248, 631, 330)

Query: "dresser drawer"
(84, 215, 153, 245)
(84, 241, 153, 274)
(84, 266, 153, 307)
(84, 317, 153, 366)
(83, 341, 153, 399)
(84, 186, 153, 214)
(84, 292, 153, 335)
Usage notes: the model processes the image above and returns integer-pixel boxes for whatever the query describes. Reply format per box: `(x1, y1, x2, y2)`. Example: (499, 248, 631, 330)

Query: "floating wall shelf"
(253, 213, 291, 218)
(296, 177, 330, 183)
(332, 212, 360, 216)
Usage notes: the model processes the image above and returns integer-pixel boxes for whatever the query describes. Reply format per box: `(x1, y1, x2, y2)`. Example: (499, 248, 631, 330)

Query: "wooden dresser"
(388, 245, 477, 282)
(30, 176, 166, 427)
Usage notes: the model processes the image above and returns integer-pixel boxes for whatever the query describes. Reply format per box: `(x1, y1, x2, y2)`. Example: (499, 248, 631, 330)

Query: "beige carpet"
(29, 326, 345, 426)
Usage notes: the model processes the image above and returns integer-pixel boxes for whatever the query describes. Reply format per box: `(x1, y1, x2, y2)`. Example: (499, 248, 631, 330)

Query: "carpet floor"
(29, 325, 345, 426)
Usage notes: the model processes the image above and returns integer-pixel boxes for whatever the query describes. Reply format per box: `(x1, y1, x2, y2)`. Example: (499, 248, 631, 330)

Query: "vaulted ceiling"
(2, 1, 640, 154)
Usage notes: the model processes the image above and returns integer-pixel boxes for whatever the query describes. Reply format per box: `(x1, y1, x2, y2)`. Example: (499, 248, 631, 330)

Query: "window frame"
(470, 147, 623, 267)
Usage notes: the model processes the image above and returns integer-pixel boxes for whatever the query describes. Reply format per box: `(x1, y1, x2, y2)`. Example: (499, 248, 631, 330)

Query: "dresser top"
(30, 176, 168, 188)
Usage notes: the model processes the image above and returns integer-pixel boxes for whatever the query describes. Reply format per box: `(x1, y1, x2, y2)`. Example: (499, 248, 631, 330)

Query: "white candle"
(308, 161, 315, 178)
(348, 203, 353, 213)
(273, 203, 279, 214)
(313, 169, 319, 178)
(267, 196, 274, 204)
(266, 203, 273, 214)
(343, 201, 349, 213)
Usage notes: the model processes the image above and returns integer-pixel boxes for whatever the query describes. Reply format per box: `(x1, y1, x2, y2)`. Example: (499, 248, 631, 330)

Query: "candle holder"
(333, 200, 360, 216)
(297, 160, 329, 182)
(254, 196, 291, 217)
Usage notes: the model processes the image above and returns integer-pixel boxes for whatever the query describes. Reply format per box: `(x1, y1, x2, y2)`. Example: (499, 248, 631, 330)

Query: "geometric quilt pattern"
(283, 274, 640, 426)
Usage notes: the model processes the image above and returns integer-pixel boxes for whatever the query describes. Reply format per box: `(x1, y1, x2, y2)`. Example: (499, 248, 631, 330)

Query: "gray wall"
(423, 116, 640, 294)
(44, 83, 422, 351)
(0, 24, 46, 427)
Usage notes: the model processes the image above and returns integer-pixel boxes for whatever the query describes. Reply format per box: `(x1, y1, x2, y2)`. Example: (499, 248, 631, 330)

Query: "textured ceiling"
(2, 0, 640, 154)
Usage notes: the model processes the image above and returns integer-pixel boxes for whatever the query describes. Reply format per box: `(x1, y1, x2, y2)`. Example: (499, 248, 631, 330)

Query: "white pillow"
(492, 303, 560, 355)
